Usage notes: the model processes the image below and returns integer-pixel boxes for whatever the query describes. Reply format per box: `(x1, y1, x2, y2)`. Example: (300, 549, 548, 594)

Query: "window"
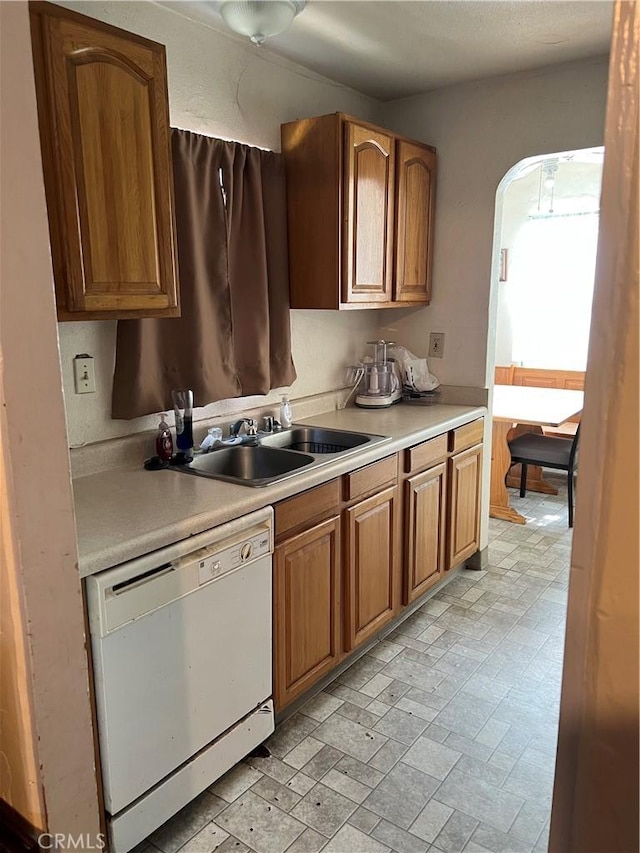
(506, 212, 599, 370)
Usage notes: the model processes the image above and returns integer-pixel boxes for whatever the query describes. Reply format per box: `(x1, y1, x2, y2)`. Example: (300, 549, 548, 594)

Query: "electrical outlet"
(429, 332, 445, 358)
(73, 354, 96, 394)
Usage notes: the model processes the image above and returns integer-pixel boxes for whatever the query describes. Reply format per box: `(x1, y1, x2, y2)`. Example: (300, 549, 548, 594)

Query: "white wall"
(59, 1, 379, 446)
(378, 56, 609, 387)
(495, 157, 603, 367)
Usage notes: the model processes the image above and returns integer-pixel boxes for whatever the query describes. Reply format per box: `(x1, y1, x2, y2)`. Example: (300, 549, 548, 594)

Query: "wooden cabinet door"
(343, 122, 395, 304)
(31, 6, 179, 320)
(274, 516, 341, 710)
(405, 463, 447, 603)
(447, 444, 482, 569)
(394, 140, 436, 303)
(344, 486, 399, 650)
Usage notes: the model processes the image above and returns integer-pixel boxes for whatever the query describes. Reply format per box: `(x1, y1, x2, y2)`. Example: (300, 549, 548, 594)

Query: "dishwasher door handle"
(90, 549, 213, 637)
(111, 562, 174, 595)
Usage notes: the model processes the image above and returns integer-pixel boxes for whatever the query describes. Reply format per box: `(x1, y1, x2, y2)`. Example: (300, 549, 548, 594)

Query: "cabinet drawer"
(343, 455, 398, 502)
(404, 434, 448, 474)
(275, 479, 341, 541)
(449, 418, 484, 453)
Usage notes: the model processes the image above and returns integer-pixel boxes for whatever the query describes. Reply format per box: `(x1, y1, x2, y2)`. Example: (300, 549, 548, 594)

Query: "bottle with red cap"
(156, 413, 174, 462)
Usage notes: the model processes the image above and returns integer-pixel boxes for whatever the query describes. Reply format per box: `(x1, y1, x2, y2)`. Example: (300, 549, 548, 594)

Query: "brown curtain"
(111, 129, 296, 419)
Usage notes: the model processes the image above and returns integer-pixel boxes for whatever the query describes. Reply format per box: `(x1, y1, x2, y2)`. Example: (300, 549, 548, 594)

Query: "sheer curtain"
(112, 129, 296, 419)
(506, 213, 599, 370)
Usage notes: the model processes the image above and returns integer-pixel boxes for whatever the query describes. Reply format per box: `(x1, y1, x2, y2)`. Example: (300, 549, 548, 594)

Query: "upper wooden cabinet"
(281, 113, 436, 310)
(30, 2, 180, 321)
(343, 123, 395, 304)
(394, 141, 436, 304)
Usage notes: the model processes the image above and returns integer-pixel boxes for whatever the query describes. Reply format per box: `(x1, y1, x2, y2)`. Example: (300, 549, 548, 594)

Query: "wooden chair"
(494, 365, 515, 385)
(508, 424, 581, 527)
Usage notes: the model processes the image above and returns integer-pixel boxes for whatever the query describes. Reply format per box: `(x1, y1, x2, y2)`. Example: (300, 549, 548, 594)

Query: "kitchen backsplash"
(58, 310, 383, 447)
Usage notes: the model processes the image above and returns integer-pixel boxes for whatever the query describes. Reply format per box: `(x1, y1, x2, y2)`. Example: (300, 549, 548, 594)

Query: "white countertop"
(74, 403, 486, 577)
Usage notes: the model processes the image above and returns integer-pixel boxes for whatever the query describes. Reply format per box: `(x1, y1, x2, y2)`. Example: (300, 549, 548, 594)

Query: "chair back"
(569, 422, 581, 469)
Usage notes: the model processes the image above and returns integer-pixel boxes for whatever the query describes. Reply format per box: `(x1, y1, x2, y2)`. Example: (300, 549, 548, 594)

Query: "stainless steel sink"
(259, 426, 372, 454)
(170, 425, 391, 487)
(174, 445, 315, 487)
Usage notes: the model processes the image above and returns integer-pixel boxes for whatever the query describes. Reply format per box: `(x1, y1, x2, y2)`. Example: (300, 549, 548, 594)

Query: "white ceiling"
(163, 0, 613, 100)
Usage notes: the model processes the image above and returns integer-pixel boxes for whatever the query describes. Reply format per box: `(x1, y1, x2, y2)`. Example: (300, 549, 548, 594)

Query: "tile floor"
(136, 474, 572, 853)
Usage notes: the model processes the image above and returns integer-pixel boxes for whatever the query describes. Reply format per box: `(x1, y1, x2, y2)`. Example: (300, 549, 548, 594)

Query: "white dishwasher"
(85, 507, 275, 853)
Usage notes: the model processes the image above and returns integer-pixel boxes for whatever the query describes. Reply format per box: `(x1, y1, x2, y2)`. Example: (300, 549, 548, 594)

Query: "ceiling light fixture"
(538, 159, 559, 214)
(542, 159, 559, 189)
(218, 0, 306, 45)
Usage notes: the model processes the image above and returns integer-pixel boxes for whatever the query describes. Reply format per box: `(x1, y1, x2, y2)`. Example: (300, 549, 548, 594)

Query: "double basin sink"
(172, 425, 390, 487)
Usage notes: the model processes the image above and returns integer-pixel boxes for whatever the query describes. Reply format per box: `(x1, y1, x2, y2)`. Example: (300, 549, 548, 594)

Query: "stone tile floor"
(137, 474, 572, 853)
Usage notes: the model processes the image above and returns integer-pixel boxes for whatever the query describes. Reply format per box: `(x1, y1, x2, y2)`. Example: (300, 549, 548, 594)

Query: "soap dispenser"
(279, 395, 293, 428)
(156, 413, 173, 461)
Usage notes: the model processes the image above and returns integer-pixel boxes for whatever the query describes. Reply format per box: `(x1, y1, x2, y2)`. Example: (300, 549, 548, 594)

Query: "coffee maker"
(355, 340, 402, 408)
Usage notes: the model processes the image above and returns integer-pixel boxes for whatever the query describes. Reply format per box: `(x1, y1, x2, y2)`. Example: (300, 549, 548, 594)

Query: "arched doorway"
(488, 147, 604, 385)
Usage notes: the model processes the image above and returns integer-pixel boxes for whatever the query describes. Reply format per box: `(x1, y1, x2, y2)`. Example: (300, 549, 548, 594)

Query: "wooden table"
(490, 385, 584, 524)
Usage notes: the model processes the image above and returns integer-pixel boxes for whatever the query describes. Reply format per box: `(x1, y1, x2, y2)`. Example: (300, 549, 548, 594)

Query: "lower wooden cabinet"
(273, 424, 484, 712)
(344, 486, 400, 651)
(405, 462, 447, 603)
(273, 516, 341, 709)
(447, 444, 483, 569)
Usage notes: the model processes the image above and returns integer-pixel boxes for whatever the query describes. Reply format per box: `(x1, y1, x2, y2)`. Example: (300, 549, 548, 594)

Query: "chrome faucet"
(229, 418, 259, 444)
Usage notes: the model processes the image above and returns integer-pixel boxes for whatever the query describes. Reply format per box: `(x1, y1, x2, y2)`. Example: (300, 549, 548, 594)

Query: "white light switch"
(73, 354, 96, 394)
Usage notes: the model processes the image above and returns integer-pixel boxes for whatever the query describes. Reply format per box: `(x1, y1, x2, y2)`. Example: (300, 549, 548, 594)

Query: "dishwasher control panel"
(86, 508, 273, 637)
(198, 530, 271, 585)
